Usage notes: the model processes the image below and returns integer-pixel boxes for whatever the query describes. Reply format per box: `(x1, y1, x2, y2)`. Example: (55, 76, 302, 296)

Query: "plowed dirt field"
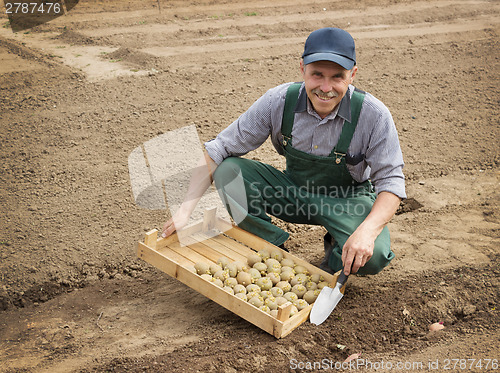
(0, 0, 499, 372)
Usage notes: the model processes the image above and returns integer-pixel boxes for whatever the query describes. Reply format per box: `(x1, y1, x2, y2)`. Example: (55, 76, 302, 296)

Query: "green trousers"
(213, 157, 394, 275)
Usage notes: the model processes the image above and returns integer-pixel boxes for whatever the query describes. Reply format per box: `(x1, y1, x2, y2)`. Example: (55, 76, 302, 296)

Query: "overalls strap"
(333, 88, 366, 155)
(281, 82, 302, 146)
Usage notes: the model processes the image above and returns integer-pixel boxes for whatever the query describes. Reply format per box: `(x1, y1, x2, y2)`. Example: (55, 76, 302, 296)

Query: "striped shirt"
(205, 82, 406, 199)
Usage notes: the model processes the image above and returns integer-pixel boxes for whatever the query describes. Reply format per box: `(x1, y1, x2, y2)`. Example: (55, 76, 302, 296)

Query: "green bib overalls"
(213, 83, 394, 275)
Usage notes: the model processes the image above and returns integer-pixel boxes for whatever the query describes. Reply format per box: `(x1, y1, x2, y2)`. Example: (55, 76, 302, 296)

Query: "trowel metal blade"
(309, 284, 344, 325)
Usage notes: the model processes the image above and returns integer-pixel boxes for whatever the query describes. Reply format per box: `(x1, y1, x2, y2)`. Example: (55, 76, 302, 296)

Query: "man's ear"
(350, 66, 358, 83)
(300, 60, 305, 76)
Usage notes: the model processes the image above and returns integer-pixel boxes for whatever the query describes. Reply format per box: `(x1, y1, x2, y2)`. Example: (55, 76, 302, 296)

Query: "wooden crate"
(137, 212, 336, 338)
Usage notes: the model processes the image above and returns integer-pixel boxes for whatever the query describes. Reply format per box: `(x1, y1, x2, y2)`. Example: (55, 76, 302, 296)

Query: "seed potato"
(270, 287, 284, 298)
(235, 293, 248, 301)
(291, 284, 307, 298)
(290, 273, 309, 286)
(247, 253, 262, 267)
(247, 290, 260, 299)
(317, 281, 329, 290)
(303, 289, 320, 304)
(192, 252, 327, 322)
(280, 270, 295, 282)
(212, 278, 224, 288)
(236, 271, 252, 286)
(260, 290, 271, 300)
(267, 272, 280, 285)
(194, 262, 210, 275)
(264, 296, 278, 310)
(305, 281, 318, 291)
(246, 284, 261, 293)
(209, 263, 222, 275)
(258, 249, 270, 260)
(267, 263, 281, 274)
(253, 262, 268, 275)
(294, 265, 309, 275)
(284, 291, 298, 303)
(310, 273, 324, 283)
(275, 281, 292, 293)
(270, 250, 284, 262)
(293, 299, 309, 311)
(233, 284, 246, 294)
(248, 268, 261, 281)
(225, 263, 238, 277)
(248, 295, 264, 308)
(281, 258, 295, 268)
(265, 258, 280, 268)
(200, 273, 213, 282)
(275, 296, 288, 307)
(233, 261, 247, 273)
(217, 256, 230, 269)
(280, 266, 295, 274)
(259, 305, 271, 314)
(214, 269, 229, 282)
(223, 286, 234, 295)
(255, 277, 272, 291)
(224, 277, 238, 288)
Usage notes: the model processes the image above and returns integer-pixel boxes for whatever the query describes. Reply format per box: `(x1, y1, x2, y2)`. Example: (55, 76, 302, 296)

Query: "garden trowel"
(310, 269, 349, 325)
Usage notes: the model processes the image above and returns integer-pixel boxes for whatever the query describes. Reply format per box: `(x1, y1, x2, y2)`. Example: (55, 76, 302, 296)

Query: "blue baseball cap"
(302, 28, 356, 70)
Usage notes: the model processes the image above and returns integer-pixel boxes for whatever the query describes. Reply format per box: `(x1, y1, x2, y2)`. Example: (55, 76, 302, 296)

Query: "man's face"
(301, 60, 357, 119)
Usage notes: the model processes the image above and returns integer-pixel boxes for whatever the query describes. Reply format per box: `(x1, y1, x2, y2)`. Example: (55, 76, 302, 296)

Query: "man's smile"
(312, 88, 338, 101)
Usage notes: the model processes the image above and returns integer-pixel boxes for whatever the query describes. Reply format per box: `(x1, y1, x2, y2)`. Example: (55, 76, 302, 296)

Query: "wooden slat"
(215, 216, 234, 232)
(202, 208, 217, 232)
(190, 233, 248, 263)
(277, 302, 293, 322)
(211, 234, 257, 257)
(138, 242, 178, 278)
(157, 246, 195, 268)
(167, 241, 218, 265)
(138, 242, 277, 335)
(145, 229, 158, 249)
(156, 232, 180, 250)
(279, 304, 314, 338)
(155, 222, 204, 250)
(186, 241, 228, 263)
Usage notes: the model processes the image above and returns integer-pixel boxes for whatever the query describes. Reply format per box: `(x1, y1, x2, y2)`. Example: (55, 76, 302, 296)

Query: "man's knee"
(359, 244, 395, 275)
(213, 157, 243, 187)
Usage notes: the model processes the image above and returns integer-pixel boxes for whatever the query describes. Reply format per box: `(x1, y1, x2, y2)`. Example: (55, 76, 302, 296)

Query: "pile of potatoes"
(192, 248, 327, 319)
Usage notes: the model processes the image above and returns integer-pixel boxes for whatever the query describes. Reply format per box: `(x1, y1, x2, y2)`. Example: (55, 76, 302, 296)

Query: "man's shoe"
(278, 243, 289, 252)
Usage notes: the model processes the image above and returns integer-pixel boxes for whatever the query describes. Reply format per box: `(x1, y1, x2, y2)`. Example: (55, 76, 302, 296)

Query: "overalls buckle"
(333, 151, 346, 164)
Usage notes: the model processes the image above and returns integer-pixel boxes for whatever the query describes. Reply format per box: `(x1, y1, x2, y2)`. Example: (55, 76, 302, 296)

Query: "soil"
(0, 0, 499, 372)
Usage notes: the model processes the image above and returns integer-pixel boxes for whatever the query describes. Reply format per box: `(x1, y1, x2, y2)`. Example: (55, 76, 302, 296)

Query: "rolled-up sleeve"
(364, 104, 406, 199)
(204, 88, 278, 165)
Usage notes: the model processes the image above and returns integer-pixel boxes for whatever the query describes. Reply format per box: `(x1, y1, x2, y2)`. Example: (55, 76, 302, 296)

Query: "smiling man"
(162, 28, 406, 276)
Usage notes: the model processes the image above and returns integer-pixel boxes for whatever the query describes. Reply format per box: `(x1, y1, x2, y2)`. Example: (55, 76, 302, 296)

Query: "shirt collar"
(294, 83, 352, 122)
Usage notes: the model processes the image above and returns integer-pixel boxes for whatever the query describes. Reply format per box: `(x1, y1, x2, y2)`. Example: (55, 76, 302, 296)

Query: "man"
(162, 27, 405, 276)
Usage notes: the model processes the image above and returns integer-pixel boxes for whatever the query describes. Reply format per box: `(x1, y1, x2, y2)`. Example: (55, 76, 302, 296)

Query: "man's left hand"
(340, 191, 401, 275)
(341, 226, 375, 275)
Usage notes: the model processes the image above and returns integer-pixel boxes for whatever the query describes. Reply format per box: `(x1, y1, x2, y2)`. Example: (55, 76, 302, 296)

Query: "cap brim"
(303, 53, 355, 70)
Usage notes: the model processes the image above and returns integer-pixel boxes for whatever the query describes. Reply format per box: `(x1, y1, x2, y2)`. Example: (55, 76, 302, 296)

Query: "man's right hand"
(162, 218, 177, 238)
(161, 210, 190, 238)
(161, 150, 217, 239)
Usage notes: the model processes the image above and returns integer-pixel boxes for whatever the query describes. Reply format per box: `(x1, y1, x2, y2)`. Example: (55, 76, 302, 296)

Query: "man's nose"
(320, 79, 333, 93)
